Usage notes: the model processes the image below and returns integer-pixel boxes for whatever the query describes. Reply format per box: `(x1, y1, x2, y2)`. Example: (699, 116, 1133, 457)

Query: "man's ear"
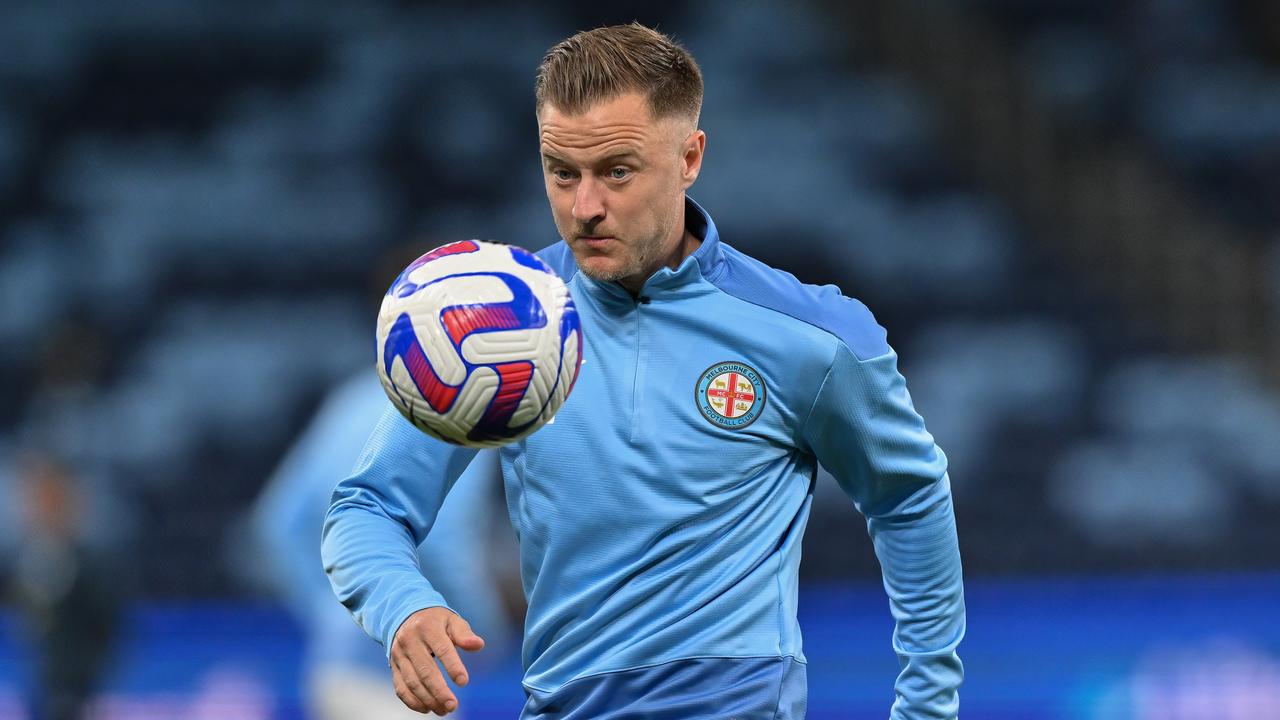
(680, 129, 706, 190)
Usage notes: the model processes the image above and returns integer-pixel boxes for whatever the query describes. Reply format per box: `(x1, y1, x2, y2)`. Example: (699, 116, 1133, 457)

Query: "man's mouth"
(577, 236, 615, 248)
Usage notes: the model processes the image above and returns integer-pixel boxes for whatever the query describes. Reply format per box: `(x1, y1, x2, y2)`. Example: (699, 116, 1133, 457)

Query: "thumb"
(447, 615, 486, 652)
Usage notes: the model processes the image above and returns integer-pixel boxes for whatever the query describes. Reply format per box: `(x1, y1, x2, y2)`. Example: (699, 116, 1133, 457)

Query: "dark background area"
(0, 1, 1278, 717)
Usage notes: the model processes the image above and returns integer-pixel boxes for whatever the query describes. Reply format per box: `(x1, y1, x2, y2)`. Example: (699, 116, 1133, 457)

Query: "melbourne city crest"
(696, 361, 766, 429)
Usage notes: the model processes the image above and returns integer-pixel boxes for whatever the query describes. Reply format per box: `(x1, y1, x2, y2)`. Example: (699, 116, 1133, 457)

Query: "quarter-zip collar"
(577, 196, 725, 305)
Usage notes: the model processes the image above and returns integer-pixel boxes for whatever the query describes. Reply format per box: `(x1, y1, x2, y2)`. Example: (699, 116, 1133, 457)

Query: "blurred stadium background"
(1, 0, 1278, 718)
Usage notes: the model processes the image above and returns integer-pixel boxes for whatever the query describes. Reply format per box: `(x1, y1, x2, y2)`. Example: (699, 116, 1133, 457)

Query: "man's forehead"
(539, 121, 650, 154)
(539, 108, 690, 162)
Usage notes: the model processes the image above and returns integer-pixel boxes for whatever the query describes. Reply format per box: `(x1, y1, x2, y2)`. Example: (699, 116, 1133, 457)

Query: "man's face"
(538, 92, 704, 292)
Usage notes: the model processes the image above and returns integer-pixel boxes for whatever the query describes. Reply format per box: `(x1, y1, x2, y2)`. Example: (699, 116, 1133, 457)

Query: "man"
(324, 23, 965, 719)
(10, 451, 126, 720)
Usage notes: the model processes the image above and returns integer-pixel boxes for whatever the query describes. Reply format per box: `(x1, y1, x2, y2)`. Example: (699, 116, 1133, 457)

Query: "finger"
(425, 623, 472, 688)
(410, 635, 458, 714)
(393, 620, 456, 714)
(446, 614, 486, 653)
(391, 652, 436, 714)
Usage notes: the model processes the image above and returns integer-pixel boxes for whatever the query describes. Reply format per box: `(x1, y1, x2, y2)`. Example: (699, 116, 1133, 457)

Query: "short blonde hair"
(535, 23, 703, 123)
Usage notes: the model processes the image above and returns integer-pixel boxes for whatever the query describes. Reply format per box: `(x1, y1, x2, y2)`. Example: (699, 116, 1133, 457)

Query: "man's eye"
(609, 167, 630, 180)
(552, 169, 574, 181)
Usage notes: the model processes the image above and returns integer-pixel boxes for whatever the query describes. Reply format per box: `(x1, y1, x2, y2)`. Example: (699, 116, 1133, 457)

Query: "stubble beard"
(564, 221, 666, 286)
(563, 196, 683, 286)
(580, 234, 662, 284)
(578, 210, 681, 286)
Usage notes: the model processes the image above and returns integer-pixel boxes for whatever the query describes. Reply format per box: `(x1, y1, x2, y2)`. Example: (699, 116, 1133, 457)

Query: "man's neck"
(618, 208, 702, 296)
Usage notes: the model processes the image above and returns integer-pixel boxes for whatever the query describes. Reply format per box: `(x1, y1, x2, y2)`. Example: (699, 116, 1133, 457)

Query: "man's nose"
(572, 176, 606, 224)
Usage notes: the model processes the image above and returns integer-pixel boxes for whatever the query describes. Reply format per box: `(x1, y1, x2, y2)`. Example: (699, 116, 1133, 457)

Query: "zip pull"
(638, 295, 651, 305)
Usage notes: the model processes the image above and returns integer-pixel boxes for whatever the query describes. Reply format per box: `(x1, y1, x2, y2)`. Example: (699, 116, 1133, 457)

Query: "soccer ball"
(376, 240, 583, 447)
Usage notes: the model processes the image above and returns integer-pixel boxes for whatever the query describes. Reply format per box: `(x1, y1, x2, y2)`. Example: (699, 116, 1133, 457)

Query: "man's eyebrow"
(597, 150, 642, 164)
(540, 149, 642, 166)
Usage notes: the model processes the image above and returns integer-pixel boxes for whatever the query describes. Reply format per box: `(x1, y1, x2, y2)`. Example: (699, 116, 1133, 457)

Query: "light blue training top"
(323, 198, 965, 719)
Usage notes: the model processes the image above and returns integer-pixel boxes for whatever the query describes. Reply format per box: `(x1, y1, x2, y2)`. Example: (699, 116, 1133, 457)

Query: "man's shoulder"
(535, 241, 579, 281)
(709, 243, 889, 361)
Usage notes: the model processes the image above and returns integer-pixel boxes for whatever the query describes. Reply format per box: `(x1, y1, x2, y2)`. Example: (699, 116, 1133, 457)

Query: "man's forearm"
(868, 473, 966, 719)
(322, 496, 453, 651)
(321, 406, 478, 651)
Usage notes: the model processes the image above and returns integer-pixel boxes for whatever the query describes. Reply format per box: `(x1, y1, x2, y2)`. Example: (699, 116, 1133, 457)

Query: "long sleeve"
(802, 340, 965, 720)
(321, 404, 479, 653)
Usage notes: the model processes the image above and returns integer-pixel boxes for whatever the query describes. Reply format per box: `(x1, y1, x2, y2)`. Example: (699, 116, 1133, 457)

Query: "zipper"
(629, 295, 651, 442)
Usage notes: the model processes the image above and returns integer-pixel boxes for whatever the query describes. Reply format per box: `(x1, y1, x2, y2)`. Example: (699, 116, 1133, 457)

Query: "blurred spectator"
(250, 369, 510, 719)
(9, 450, 127, 720)
(249, 365, 511, 719)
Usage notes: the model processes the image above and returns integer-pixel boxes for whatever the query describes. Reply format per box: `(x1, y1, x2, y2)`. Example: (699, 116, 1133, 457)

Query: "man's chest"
(569, 294, 813, 447)
(513, 292, 832, 512)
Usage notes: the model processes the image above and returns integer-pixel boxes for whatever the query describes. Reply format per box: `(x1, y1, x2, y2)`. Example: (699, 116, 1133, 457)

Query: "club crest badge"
(696, 361, 766, 429)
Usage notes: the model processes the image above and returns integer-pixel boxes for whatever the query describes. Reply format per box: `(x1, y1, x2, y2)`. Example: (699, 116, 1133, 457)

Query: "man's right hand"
(390, 607, 486, 715)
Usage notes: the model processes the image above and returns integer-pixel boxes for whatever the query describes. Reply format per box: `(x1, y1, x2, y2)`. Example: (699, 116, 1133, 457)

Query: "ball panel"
(381, 312, 462, 413)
